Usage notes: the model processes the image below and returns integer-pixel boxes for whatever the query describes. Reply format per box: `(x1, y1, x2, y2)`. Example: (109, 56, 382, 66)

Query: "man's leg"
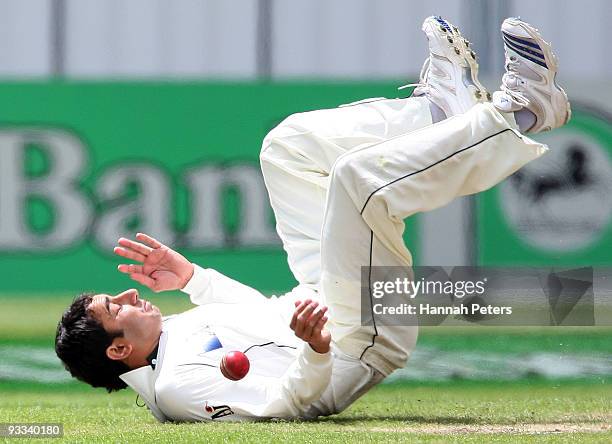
(263, 17, 504, 418)
(321, 102, 548, 376)
(260, 16, 491, 288)
(260, 96, 433, 287)
(321, 12, 572, 373)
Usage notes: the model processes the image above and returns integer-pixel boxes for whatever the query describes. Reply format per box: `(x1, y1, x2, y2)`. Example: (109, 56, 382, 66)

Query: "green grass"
(0, 381, 609, 443)
(1, 294, 610, 442)
(2, 293, 611, 349)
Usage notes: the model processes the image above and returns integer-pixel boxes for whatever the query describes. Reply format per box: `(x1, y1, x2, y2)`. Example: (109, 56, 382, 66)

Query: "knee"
(260, 133, 282, 167)
(330, 150, 362, 187)
(260, 113, 303, 162)
(260, 129, 278, 163)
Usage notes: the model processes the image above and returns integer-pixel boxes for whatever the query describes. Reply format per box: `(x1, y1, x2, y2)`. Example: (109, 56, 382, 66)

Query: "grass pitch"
(0, 380, 610, 443)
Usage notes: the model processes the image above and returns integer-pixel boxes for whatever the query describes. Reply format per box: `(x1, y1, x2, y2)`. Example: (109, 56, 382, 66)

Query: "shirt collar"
(119, 329, 168, 422)
(146, 343, 159, 369)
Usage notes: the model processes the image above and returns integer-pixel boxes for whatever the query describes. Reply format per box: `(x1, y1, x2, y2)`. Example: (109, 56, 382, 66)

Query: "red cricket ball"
(220, 351, 250, 381)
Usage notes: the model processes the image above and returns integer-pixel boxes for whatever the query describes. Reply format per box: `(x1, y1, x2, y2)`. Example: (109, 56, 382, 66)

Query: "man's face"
(87, 289, 162, 349)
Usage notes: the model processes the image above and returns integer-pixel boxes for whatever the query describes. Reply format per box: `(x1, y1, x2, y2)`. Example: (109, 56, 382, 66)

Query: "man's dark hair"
(55, 293, 129, 392)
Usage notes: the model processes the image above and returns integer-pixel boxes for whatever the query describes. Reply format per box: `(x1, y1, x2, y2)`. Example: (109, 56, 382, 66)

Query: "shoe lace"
(398, 57, 430, 94)
(500, 55, 530, 107)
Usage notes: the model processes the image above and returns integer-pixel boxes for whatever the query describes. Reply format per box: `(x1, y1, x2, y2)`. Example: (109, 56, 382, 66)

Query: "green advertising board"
(0, 81, 420, 294)
(478, 105, 612, 265)
(2, 82, 609, 295)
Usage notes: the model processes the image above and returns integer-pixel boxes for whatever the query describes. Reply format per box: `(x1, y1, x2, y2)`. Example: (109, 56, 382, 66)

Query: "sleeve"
(181, 264, 270, 306)
(155, 342, 333, 421)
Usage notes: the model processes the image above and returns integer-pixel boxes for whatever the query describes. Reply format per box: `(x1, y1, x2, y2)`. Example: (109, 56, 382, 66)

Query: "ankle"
(514, 108, 537, 132)
(429, 101, 448, 123)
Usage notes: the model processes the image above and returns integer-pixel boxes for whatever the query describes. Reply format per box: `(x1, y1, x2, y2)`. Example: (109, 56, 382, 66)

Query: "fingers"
(315, 315, 328, 332)
(136, 233, 163, 249)
(290, 300, 309, 331)
(114, 247, 147, 263)
(117, 238, 152, 256)
(301, 306, 328, 341)
(290, 300, 328, 341)
(294, 301, 318, 337)
(309, 316, 329, 344)
(117, 264, 144, 275)
(114, 233, 165, 291)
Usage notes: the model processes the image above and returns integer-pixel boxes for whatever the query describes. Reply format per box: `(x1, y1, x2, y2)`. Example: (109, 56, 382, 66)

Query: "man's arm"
(157, 300, 332, 421)
(116, 233, 333, 421)
(180, 264, 272, 306)
(114, 233, 194, 292)
(157, 342, 332, 421)
(114, 233, 270, 305)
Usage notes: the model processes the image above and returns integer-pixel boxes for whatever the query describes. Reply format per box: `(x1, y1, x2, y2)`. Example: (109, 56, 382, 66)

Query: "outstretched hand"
(114, 233, 194, 293)
(290, 299, 331, 354)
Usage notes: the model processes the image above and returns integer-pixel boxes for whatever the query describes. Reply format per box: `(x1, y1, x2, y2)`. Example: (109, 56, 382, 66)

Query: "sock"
(429, 101, 447, 124)
(514, 108, 537, 133)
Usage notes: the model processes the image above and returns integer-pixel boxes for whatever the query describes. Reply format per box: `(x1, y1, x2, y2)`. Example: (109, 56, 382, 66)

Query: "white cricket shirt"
(120, 265, 334, 422)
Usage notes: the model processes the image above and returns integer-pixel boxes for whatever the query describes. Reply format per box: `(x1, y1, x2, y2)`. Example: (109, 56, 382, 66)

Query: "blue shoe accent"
(502, 31, 542, 50)
(434, 16, 452, 32)
(504, 40, 548, 68)
(503, 36, 546, 61)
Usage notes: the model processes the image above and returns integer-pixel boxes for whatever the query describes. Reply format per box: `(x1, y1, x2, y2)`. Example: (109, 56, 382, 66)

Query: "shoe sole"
(449, 23, 491, 102)
(502, 18, 571, 125)
(424, 16, 490, 104)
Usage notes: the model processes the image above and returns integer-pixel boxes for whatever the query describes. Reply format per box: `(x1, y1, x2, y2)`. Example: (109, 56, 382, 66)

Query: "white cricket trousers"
(260, 97, 547, 380)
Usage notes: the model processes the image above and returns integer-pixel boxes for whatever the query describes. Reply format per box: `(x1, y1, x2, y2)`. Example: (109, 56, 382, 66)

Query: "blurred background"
(0, 0, 610, 389)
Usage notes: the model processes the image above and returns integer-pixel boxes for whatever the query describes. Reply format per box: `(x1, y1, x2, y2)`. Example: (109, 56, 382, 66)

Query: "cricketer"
(55, 16, 570, 422)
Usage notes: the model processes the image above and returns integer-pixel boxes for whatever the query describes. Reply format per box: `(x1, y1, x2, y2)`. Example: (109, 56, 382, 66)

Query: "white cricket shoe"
(401, 16, 490, 117)
(493, 17, 571, 133)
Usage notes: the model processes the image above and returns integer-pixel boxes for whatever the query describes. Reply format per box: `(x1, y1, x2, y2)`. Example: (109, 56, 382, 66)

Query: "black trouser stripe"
(359, 128, 515, 215)
(359, 230, 378, 359)
(358, 128, 517, 359)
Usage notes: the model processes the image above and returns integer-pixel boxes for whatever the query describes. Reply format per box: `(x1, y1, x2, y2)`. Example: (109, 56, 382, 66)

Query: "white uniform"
(120, 96, 547, 421)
